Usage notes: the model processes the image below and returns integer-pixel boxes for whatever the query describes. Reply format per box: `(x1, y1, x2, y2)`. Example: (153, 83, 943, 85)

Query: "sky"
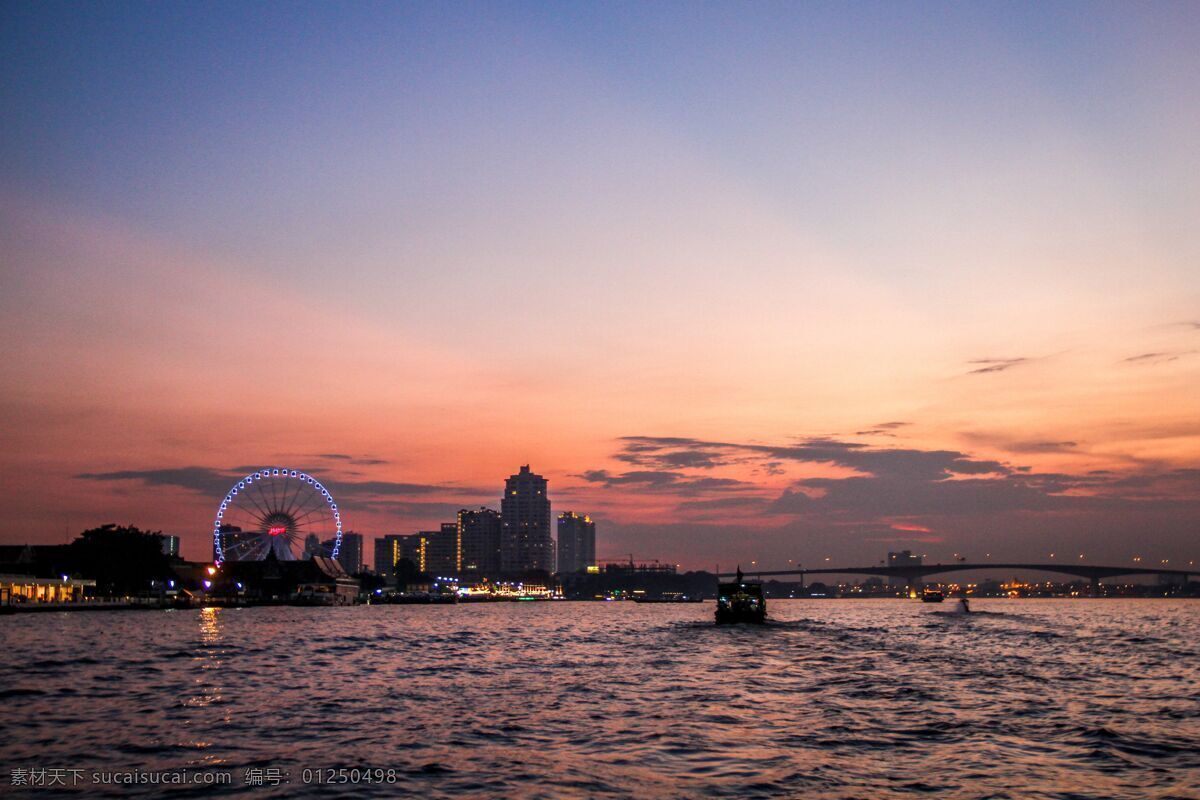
(1, 1, 1197, 568)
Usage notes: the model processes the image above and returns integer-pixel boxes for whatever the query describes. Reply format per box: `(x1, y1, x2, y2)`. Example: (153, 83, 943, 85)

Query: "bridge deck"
(718, 563, 1194, 582)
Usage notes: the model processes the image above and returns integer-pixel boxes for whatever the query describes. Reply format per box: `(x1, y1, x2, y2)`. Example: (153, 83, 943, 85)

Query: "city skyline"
(2, 3, 1198, 569)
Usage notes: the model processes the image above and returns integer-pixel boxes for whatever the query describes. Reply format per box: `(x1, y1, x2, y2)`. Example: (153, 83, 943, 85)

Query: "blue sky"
(2, 2, 1198, 564)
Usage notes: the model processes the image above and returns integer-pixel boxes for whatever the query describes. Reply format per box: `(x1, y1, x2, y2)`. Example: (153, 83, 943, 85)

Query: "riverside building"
(556, 512, 596, 574)
(501, 465, 553, 574)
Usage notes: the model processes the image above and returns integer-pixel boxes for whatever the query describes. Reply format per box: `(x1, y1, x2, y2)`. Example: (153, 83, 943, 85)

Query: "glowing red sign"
(268, 526, 286, 537)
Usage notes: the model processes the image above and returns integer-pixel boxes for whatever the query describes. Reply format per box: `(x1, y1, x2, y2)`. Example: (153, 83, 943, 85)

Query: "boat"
(921, 588, 945, 603)
(716, 568, 766, 624)
(633, 592, 703, 603)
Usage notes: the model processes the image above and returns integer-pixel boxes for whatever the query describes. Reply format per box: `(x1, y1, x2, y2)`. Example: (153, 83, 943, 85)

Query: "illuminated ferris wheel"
(213, 468, 341, 564)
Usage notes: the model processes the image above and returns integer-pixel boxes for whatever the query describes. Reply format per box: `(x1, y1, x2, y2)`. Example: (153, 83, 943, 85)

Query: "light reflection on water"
(1, 600, 1198, 798)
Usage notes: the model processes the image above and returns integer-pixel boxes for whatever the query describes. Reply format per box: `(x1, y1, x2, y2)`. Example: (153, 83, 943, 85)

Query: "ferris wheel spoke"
(280, 474, 299, 515)
(278, 535, 298, 559)
(290, 488, 328, 520)
(284, 534, 304, 558)
(266, 474, 282, 513)
(252, 538, 271, 560)
(257, 481, 281, 516)
(239, 484, 273, 521)
(285, 478, 314, 519)
(291, 503, 332, 527)
(223, 536, 262, 560)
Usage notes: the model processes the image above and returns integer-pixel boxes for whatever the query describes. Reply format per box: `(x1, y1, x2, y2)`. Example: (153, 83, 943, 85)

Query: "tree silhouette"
(68, 524, 172, 594)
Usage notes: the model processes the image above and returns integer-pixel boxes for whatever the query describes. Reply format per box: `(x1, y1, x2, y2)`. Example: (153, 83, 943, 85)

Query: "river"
(2, 599, 1197, 798)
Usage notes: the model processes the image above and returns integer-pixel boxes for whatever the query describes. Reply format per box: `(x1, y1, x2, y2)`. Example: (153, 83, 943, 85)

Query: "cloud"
(354, 500, 488, 521)
(586, 433, 1200, 568)
(960, 431, 1081, 455)
(1122, 350, 1195, 365)
(574, 468, 752, 495)
(76, 467, 239, 496)
(315, 453, 390, 466)
(592, 434, 1200, 529)
(674, 496, 772, 514)
(614, 436, 1010, 482)
(615, 437, 734, 470)
(1006, 440, 1078, 454)
(76, 467, 489, 501)
(617, 448, 726, 469)
(856, 421, 912, 435)
(966, 357, 1029, 374)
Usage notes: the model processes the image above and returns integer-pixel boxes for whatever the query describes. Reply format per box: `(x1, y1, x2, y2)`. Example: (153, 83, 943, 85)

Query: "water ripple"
(1, 600, 1198, 798)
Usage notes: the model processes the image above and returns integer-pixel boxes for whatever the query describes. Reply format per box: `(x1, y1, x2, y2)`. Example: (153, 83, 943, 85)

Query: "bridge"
(719, 562, 1196, 592)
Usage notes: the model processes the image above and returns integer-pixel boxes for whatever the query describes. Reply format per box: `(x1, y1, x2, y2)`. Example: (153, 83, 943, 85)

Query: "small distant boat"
(633, 592, 703, 603)
(716, 568, 766, 624)
(921, 588, 945, 603)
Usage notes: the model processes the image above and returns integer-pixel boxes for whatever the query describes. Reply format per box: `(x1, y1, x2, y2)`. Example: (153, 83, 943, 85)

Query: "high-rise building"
(304, 533, 322, 558)
(161, 535, 181, 558)
(888, 550, 922, 587)
(217, 524, 247, 561)
(337, 531, 363, 574)
(374, 534, 407, 578)
(459, 507, 502, 577)
(394, 525, 459, 575)
(556, 512, 595, 574)
(434, 523, 460, 574)
(501, 465, 552, 574)
(322, 532, 364, 574)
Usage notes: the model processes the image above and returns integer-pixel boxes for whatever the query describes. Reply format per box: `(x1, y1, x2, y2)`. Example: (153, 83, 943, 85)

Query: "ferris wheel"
(213, 468, 341, 564)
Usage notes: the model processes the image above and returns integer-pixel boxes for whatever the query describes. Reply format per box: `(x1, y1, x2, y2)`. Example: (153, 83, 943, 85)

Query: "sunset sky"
(2, 2, 1197, 567)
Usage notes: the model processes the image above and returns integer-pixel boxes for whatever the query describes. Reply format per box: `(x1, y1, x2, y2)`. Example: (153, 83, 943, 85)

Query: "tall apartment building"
(304, 533, 322, 557)
(160, 535, 181, 558)
(414, 524, 460, 575)
(386, 525, 460, 576)
(556, 512, 596, 574)
(459, 507, 502, 577)
(322, 531, 364, 574)
(374, 534, 408, 579)
(500, 465, 552, 574)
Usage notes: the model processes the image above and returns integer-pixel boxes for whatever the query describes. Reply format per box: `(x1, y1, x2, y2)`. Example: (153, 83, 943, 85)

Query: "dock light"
(203, 580, 212, 589)
(61, 574, 68, 582)
(236, 582, 243, 590)
(206, 566, 217, 576)
(168, 580, 175, 588)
